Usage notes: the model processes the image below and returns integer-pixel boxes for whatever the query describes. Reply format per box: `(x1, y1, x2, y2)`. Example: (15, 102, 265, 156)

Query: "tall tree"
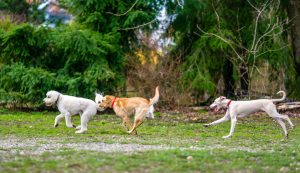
(288, 0, 300, 75)
(169, 0, 236, 100)
(287, 0, 300, 98)
(168, 0, 293, 101)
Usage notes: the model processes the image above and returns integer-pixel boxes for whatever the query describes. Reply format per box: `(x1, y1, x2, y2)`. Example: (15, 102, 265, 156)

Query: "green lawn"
(0, 109, 299, 173)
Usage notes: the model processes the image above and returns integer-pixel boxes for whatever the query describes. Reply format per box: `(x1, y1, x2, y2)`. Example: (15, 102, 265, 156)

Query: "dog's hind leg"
(75, 112, 83, 130)
(128, 118, 143, 134)
(128, 108, 147, 134)
(75, 125, 81, 130)
(275, 118, 288, 138)
(272, 114, 294, 129)
(75, 114, 90, 134)
(123, 117, 137, 134)
(265, 105, 294, 129)
(54, 114, 64, 128)
(277, 113, 294, 129)
(204, 111, 230, 127)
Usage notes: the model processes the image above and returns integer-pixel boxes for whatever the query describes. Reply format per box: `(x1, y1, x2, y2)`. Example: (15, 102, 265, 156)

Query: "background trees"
(0, 0, 299, 109)
(0, 0, 163, 108)
(167, 0, 297, 104)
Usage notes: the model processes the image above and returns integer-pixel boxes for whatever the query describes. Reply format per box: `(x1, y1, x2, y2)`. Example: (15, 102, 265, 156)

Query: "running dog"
(205, 91, 294, 138)
(43, 91, 98, 134)
(95, 92, 155, 119)
(97, 86, 159, 134)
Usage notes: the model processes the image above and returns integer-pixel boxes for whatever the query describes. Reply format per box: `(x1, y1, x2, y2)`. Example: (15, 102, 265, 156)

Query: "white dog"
(43, 91, 97, 134)
(95, 92, 155, 119)
(205, 91, 294, 139)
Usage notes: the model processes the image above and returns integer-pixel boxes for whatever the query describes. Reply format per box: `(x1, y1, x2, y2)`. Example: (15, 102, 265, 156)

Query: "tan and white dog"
(97, 86, 159, 134)
(205, 91, 294, 138)
(43, 91, 98, 134)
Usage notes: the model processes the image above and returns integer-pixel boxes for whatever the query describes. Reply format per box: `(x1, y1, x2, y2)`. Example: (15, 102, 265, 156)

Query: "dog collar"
(55, 94, 61, 105)
(227, 99, 232, 107)
(111, 97, 117, 108)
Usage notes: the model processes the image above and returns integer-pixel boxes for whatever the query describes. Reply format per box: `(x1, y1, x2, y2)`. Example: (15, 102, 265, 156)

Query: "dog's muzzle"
(44, 101, 53, 107)
(43, 98, 52, 107)
(97, 105, 106, 111)
(210, 105, 219, 113)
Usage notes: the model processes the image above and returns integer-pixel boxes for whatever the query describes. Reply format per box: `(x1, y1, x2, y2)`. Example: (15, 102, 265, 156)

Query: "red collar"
(227, 99, 232, 107)
(111, 97, 117, 108)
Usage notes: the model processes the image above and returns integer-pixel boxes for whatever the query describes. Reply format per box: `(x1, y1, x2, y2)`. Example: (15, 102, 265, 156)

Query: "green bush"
(0, 23, 122, 108)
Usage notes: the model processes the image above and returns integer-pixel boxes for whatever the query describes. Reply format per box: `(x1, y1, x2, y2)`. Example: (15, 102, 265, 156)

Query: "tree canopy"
(0, 0, 299, 108)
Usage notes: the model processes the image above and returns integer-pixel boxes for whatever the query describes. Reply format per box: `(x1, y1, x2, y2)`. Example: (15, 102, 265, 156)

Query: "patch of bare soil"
(0, 138, 174, 156)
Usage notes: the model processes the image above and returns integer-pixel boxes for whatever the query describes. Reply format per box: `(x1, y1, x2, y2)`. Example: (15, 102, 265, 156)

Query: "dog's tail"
(271, 91, 286, 103)
(149, 86, 159, 105)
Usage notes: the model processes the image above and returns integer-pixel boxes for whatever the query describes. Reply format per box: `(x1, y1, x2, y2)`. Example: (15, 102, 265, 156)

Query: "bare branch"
(247, 0, 259, 11)
(177, 0, 183, 8)
(256, 45, 289, 58)
(249, 0, 270, 51)
(253, 18, 288, 52)
(212, 1, 220, 29)
(118, 18, 157, 31)
(106, 0, 139, 16)
(196, 25, 246, 64)
(254, 65, 267, 77)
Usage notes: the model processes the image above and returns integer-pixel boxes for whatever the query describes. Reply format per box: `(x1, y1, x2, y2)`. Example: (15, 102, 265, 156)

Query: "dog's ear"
(220, 96, 226, 101)
(103, 95, 113, 102)
(107, 96, 114, 101)
(95, 89, 101, 95)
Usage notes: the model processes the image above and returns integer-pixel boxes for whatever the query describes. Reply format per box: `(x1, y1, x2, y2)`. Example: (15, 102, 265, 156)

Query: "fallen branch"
(278, 102, 300, 110)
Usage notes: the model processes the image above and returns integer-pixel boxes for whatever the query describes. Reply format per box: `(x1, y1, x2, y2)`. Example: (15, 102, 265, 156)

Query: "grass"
(0, 109, 300, 173)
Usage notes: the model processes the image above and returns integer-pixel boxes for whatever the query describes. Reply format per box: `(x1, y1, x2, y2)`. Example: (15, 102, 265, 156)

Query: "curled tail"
(149, 86, 159, 105)
(272, 91, 286, 103)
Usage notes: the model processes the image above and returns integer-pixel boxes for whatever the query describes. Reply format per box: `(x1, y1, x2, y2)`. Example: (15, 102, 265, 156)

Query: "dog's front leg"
(204, 111, 230, 127)
(122, 117, 130, 130)
(223, 115, 237, 139)
(64, 113, 76, 128)
(54, 114, 64, 128)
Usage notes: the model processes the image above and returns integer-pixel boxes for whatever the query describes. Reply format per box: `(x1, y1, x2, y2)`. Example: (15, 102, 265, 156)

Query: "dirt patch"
(0, 137, 276, 157)
(0, 137, 174, 155)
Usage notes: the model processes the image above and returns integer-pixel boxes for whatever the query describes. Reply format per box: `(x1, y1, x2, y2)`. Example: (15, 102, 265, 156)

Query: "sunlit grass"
(0, 110, 299, 173)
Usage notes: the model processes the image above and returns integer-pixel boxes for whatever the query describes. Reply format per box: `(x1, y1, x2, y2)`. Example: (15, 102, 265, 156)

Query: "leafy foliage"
(168, 0, 297, 99)
(0, 23, 118, 107)
(0, 0, 163, 108)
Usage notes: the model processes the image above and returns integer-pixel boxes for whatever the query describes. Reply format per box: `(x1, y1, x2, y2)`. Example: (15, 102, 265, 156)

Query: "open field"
(0, 109, 300, 173)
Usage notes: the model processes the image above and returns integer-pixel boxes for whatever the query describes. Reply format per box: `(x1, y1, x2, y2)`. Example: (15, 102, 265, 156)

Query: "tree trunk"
(223, 58, 234, 97)
(239, 62, 249, 95)
(288, 0, 300, 75)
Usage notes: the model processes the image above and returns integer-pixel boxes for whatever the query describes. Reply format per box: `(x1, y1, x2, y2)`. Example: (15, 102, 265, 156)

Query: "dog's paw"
(222, 135, 232, 139)
(203, 124, 210, 127)
(54, 124, 59, 128)
(127, 130, 136, 134)
(75, 130, 86, 134)
(76, 125, 81, 130)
